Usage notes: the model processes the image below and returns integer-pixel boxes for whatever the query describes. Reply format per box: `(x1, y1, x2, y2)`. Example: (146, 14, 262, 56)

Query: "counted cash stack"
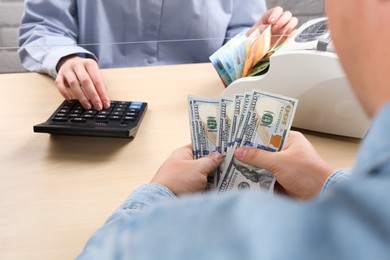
(188, 90, 298, 193)
(209, 25, 283, 87)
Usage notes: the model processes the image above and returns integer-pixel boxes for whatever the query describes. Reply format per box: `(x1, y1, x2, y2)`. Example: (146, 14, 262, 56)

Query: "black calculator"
(34, 100, 147, 139)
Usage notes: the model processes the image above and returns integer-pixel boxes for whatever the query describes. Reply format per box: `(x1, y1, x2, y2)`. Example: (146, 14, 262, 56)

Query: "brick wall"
(0, 0, 324, 74)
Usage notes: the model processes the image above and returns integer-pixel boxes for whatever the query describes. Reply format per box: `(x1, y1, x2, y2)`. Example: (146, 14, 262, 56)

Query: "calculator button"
(126, 112, 138, 116)
(98, 110, 111, 115)
(69, 113, 81, 118)
(82, 114, 95, 119)
(72, 109, 84, 114)
(52, 117, 68, 122)
(96, 115, 108, 119)
(84, 110, 97, 116)
(129, 102, 143, 109)
(123, 116, 136, 121)
(71, 117, 87, 123)
(111, 111, 123, 116)
(109, 115, 121, 120)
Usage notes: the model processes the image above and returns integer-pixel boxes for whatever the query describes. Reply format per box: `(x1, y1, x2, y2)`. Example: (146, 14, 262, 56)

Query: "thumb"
(234, 147, 279, 171)
(196, 152, 223, 176)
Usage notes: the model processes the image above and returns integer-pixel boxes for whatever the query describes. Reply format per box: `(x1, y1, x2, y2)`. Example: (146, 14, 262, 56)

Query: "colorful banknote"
(242, 25, 271, 77)
(209, 25, 276, 86)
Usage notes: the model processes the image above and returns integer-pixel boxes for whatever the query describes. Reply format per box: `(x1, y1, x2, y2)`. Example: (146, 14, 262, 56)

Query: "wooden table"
(0, 63, 360, 259)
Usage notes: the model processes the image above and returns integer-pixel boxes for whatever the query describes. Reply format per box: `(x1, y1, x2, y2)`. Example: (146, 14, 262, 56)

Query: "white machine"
(221, 17, 370, 138)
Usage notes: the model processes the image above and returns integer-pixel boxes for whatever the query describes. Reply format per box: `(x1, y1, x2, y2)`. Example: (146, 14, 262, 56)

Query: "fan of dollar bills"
(209, 25, 282, 87)
(188, 90, 298, 193)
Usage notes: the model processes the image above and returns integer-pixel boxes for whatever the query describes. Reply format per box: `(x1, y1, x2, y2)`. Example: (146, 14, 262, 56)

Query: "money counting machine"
(221, 17, 370, 138)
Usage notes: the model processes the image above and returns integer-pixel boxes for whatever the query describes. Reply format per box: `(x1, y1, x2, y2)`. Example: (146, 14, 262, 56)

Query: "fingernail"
(85, 102, 92, 110)
(103, 101, 111, 108)
(235, 148, 248, 159)
(211, 152, 222, 160)
(270, 17, 276, 24)
(95, 102, 103, 111)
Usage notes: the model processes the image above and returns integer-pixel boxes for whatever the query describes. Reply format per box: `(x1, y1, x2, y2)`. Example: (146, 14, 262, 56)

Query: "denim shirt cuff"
(320, 169, 352, 197)
(121, 184, 177, 213)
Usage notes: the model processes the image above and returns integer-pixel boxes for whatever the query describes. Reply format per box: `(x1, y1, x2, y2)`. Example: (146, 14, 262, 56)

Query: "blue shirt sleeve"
(120, 184, 177, 214)
(320, 168, 352, 197)
(18, 0, 97, 77)
(77, 184, 176, 259)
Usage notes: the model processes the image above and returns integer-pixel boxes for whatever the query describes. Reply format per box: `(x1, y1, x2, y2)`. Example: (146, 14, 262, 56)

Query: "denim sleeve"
(320, 169, 352, 197)
(77, 184, 176, 259)
(120, 184, 177, 214)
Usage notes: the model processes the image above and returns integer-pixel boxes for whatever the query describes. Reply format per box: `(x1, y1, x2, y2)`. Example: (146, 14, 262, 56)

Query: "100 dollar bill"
(218, 90, 298, 193)
(188, 95, 220, 158)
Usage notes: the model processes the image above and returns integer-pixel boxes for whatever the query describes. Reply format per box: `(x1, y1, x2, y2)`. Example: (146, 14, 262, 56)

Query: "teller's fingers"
(55, 73, 73, 101)
(272, 11, 293, 35)
(283, 17, 299, 35)
(74, 63, 103, 110)
(63, 70, 92, 110)
(85, 62, 110, 109)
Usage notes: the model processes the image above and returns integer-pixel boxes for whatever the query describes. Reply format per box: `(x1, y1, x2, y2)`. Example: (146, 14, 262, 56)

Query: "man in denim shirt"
(78, 0, 390, 259)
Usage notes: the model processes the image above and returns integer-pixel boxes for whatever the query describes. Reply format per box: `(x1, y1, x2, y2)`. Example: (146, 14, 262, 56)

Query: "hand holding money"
(209, 7, 298, 87)
(234, 131, 334, 200)
(188, 90, 298, 194)
(151, 144, 223, 196)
